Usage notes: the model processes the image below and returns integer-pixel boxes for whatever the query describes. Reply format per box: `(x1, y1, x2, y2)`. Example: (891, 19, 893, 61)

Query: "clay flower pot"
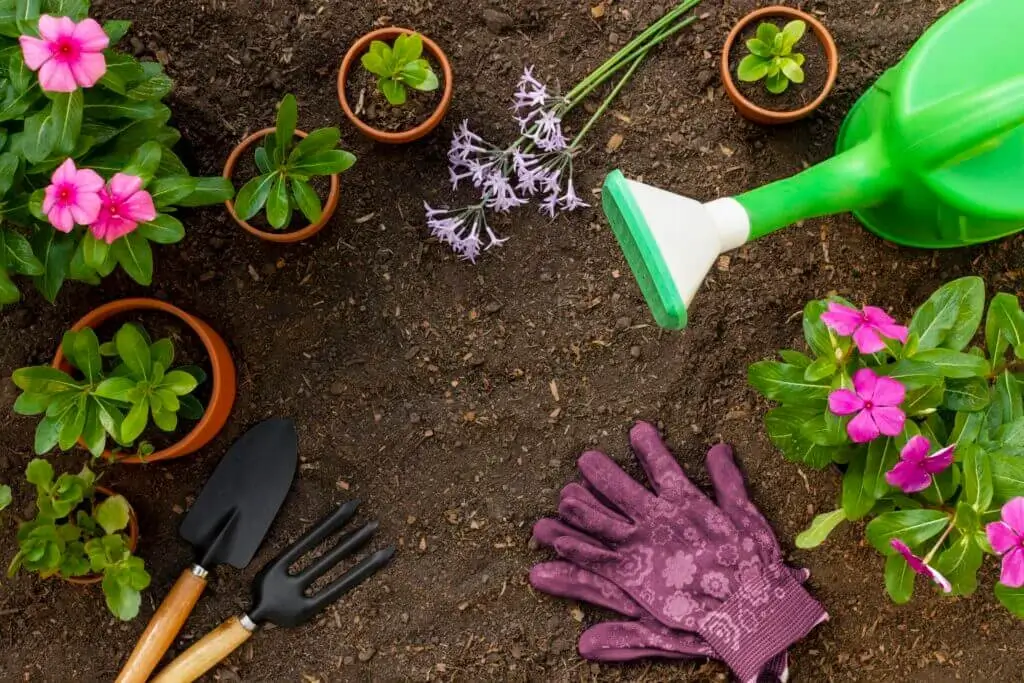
(338, 26, 454, 144)
(64, 486, 140, 586)
(223, 128, 342, 243)
(52, 298, 237, 465)
(720, 6, 838, 125)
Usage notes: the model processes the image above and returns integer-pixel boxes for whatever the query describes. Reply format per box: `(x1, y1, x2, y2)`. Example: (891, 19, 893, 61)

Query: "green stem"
(571, 48, 647, 147)
(923, 518, 956, 564)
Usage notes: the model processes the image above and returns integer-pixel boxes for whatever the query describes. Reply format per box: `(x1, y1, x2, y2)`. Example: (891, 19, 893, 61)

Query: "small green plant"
(737, 20, 807, 94)
(234, 95, 356, 230)
(12, 323, 206, 458)
(7, 460, 150, 620)
(360, 32, 440, 106)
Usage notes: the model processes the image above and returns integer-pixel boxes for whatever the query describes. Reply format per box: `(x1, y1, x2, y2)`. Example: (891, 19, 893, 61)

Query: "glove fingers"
(629, 421, 703, 500)
(561, 481, 614, 512)
(558, 496, 632, 543)
(532, 517, 596, 550)
(706, 444, 784, 563)
(553, 534, 618, 569)
(576, 450, 651, 518)
(529, 560, 644, 618)
(579, 620, 715, 662)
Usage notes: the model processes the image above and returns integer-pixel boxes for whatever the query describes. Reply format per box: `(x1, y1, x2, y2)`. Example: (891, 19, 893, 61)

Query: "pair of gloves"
(530, 422, 827, 682)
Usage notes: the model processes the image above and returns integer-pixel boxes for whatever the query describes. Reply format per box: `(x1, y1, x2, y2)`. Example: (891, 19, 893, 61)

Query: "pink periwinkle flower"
(884, 436, 955, 493)
(829, 367, 906, 443)
(821, 302, 909, 354)
(90, 174, 156, 244)
(891, 539, 952, 593)
(987, 497, 1024, 588)
(20, 15, 109, 93)
(43, 158, 103, 233)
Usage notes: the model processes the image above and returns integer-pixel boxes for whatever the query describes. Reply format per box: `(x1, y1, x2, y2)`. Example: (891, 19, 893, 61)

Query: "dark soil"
(732, 16, 829, 112)
(3, 1, 1024, 682)
(346, 57, 444, 132)
(233, 138, 333, 233)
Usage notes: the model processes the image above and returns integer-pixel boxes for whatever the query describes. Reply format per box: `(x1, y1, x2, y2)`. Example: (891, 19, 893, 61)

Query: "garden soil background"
(1, 0, 1022, 681)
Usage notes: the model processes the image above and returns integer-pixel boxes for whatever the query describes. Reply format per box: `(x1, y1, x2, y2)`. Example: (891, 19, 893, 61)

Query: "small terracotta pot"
(720, 6, 839, 125)
(223, 128, 341, 243)
(52, 298, 237, 465)
(64, 486, 140, 586)
(338, 27, 454, 144)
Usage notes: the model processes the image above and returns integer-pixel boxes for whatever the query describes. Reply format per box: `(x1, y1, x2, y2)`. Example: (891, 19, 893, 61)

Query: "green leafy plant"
(233, 94, 356, 230)
(7, 459, 150, 620)
(737, 20, 806, 94)
(0, 1, 234, 305)
(360, 32, 440, 106)
(750, 277, 1024, 617)
(12, 322, 206, 458)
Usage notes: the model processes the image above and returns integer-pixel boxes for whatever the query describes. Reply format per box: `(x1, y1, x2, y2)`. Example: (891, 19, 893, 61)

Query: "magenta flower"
(90, 174, 156, 244)
(821, 302, 909, 354)
(987, 498, 1024, 588)
(884, 436, 955, 493)
(42, 159, 103, 233)
(829, 368, 906, 443)
(19, 15, 109, 93)
(891, 539, 952, 593)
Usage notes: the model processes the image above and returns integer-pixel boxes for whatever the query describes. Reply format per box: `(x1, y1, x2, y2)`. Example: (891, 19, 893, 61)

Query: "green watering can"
(603, 0, 1024, 330)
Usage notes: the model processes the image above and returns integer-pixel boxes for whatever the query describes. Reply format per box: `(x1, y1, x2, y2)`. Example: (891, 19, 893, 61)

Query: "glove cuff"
(697, 563, 826, 683)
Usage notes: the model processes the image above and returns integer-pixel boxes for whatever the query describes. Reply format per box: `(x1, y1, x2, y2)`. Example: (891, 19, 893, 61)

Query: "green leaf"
(161, 370, 198, 396)
(0, 267, 19, 304)
(933, 534, 982, 596)
(765, 71, 789, 94)
(779, 58, 804, 84)
(996, 583, 1024, 618)
(25, 458, 53, 487)
(81, 233, 110, 272)
(912, 349, 989, 379)
(81, 402, 105, 457)
(102, 573, 142, 621)
(94, 495, 131, 534)
(781, 20, 806, 52)
(909, 277, 985, 352)
(988, 293, 1024, 357)
(884, 552, 915, 605)
(962, 445, 993, 511)
(406, 65, 438, 92)
(755, 21, 779, 45)
(149, 177, 198, 209)
(16, 0, 40, 21)
(804, 356, 837, 382)
(120, 396, 149, 444)
(737, 54, 770, 82)
(864, 436, 902, 500)
(764, 406, 837, 467)
(151, 403, 177, 432)
(795, 509, 846, 549)
(49, 90, 83, 156)
(12, 366, 80, 393)
(289, 150, 356, 176)
(904, 381, 946, 416)
(34, 415, 60, 454)
(842, 454, 873, 520)
(150, 338, 174, 369)
(745, 38, 772, 58)
(265, 174, 290, 229)
(83, 98, 157, 121)
(748, 361, 830, 406)
(1, 229, 44, 276)
(93, 377, 136, 402)
(944, 377, 990, 412)
(991, 453, 1024, 505)
(103, 19, 131, 43)
(43, 0, 89, 20)
(122, 141, 162, 182)
(290, 179, 322, 223)
(379, 77, 407, 106)
(111, 232, 153, 286)
(93, 397, 125, 444)
(799, 412, 847, 447)
(951, 409, 985, 445)
(126, 72, 173, 102)
(14, 392, 50, 415)
(0, 153, 20, 198)
(115, 324, 151, 379)
(993, 370, 1024, 424)
(21, 105, 57, 163)
(57, 398, 86, 451)
(234, 172, 277, 221)
(178, 394, 204, 421)
(779, 350, 812, 368)
(63, 328, 102, 383)
(361, 46, 388, 76)
(275, 94, 297, 161)
(865, 509, 950, 555)
(288, 127, 341, 164)
(137, 214, 184, 245)
(29, 229, 73, 303)
(393, 32, 423, 63)
(0, 485, 11, 512)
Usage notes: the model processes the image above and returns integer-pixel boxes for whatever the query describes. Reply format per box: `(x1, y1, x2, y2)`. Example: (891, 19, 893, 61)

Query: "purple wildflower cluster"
(425, 67, 591, 261)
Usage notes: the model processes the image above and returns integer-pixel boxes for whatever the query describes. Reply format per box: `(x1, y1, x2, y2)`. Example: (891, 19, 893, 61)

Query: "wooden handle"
(150, 616, 254, 683)
(116, 568, 208, 683)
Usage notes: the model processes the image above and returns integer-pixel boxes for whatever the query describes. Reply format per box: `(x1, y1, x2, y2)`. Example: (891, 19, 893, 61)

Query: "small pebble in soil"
(329, 381, 345, 396)
(481, 8, 513, 33)
(630, 345, 642, 359)
(484, 301, 502, 314)
(358, 648, 376, 662)
(616, 316, 631, 330)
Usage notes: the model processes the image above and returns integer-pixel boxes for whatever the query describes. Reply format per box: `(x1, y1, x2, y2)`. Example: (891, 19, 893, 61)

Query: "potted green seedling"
(225, 94, 356, 242)
(12, 323, 206, 460)
(6, 459, 149, 620)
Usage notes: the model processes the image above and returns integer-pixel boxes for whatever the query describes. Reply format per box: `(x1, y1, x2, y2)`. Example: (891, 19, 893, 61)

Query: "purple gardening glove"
(543, 422, 827, 683)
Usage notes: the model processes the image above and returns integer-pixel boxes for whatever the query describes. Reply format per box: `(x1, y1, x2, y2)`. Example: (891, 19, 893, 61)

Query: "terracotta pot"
(64, 485, 140, 586)
(338, 27, 454, 144)
(52, 298, 237, 465)
(720, 6, 839, 125)
(223, 128, 341, 243)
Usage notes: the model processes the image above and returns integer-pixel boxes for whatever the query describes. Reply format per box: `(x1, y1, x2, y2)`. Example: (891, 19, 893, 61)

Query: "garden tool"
(537, 422, 826, 683)
(602, 0, 1024, 329)
(116, 418, 299, 683)
(150, 499, 396, 683)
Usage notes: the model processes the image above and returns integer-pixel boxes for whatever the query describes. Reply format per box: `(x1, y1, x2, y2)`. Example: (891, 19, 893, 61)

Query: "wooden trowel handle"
(151, 616, 254, 683)
(116, 567, 208, 683)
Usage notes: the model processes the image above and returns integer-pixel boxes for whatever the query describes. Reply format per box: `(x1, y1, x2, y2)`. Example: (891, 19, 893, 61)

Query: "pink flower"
(987, 498, 1024, 588)
(891, 539, 951, 593)
(42, 158, 103, 233)
(821, 302, 909, 354)
(884, 436, 955, 493)
(20, 15, 109, 93)
(829, 368, 906, 443)
(90, 174, 156, 244)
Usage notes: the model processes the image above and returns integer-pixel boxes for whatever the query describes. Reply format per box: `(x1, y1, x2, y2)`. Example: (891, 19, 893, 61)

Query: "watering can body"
(602, 0, 1024, 329)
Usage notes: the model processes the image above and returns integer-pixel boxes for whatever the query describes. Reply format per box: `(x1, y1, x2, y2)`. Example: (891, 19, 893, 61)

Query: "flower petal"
(69, 191, 102, 225)
(926, 565, 953, 593)
(862, 306, 898, 327)
(74, 168, 105, 193)
(37, 14, 68, 43)
(71, 18, 110, 52)
(108, 173, 143, 199)
(872, 376, 907, 407)
(69, 50, 106, 88)
(876, 323, 909, 343)
(39, 59, 78, 92)
(48, 205, 74, 233)
(900, 435, 930, 464)
(1001, 547, 1024, 588)
(1002, 497, 1024, 535)
(42, 185, 58, 214)
(891, 539, 926, 573)
(923, 444, 956, 474)
(852, 368, 879, 401)
(121, 189, 156, 222)
(847, 409, 880, 443)
(52, 158, 77, 185)
(987, 521, 1019, 554)
(828, 389, 864, 416)
(820, 302, 862, 336)
(871, 406, 906, 437)
(853, 327, 886, 354)
(19, 36, 52, 71)
(885, 461, 931, 493)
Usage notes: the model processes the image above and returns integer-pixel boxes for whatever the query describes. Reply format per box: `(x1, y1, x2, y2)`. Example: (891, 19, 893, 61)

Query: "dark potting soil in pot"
(233, 142, 333, 233)
(345, 57, 444, 132)
(92, 311, 213, 455)
(730, 18, 829, 112)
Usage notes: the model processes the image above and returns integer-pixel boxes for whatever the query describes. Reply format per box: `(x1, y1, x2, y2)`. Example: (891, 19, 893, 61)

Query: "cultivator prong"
(299, 519, 380, 588)
(275, 498, 362, 570)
